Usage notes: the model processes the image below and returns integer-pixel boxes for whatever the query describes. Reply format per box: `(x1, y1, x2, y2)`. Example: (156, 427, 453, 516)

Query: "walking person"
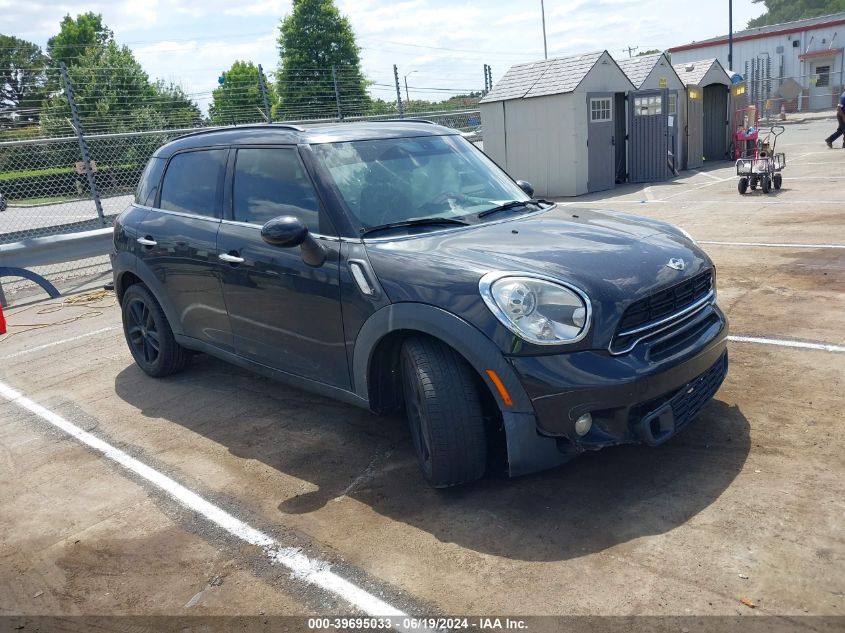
(825, 89, 845, 148)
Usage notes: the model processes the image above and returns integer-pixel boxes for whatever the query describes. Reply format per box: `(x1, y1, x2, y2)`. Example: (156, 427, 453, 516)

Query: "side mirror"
(261, 215, 326, 267)
(516, 180, 535, 197)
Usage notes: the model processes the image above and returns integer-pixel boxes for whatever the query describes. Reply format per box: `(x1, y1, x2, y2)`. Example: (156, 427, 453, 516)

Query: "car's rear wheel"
(122, 284, 191, 377)
(400, 336, 487, 487)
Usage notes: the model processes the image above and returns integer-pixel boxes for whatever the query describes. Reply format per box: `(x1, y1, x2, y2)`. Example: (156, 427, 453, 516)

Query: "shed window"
(590, 98, 612, 122)
(634, 95, 662, 116)
(668, 94, 677, 115)
(815, 65, 830, 88)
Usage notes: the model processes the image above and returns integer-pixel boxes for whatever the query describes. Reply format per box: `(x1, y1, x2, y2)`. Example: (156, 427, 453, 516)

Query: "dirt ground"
(0, 120, 843, 631)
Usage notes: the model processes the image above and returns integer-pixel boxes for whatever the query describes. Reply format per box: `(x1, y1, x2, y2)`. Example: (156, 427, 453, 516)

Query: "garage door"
(703, 84, 728, 161)
(587, 93, 615, 193)
(629, 89, 669, 182)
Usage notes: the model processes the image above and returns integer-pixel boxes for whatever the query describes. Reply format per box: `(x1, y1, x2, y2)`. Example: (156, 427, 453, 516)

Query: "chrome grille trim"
(610, 290, 716, 356)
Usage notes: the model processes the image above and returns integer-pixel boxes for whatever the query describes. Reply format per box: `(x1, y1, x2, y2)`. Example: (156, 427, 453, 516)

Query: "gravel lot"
(0, 120, 842, 631)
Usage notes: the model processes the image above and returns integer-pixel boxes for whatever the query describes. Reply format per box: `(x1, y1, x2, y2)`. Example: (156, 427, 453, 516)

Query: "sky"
(2, 0, 766, 110)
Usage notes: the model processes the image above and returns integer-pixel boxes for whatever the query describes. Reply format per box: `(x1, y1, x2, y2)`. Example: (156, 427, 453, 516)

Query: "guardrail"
(0, 227, 113, 303)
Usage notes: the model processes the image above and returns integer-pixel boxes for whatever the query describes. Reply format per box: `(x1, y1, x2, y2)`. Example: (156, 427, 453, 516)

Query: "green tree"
(275, 0, 369, 119)
(47, 12, 113, 67)
(41, 40, 200, 135)
(637, 49, 662, 57)
(748, 0, 845, 28)
(210, 61, 277, 125)
(0, 35, 48, 124)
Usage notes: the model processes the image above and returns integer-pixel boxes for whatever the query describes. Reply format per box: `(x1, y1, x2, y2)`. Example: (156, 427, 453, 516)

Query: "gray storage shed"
(616, 53, 686, 181)
(479, 51, 635, 197)
(673, 58, 732, 169)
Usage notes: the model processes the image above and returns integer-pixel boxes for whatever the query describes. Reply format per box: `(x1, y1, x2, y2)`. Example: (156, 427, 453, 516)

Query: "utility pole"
(483, 64, 490, 95)
(623, 46, 638, 58)
(728, 0, 734, 70)
(404, 70, 417, 105)
(393, 64, 404, 117)
(486, 65, 493, 92)
(540, 0, 548, 60)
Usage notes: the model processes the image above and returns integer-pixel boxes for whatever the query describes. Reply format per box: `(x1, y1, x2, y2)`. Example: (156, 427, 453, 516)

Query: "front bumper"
(509, 305, 728, 448)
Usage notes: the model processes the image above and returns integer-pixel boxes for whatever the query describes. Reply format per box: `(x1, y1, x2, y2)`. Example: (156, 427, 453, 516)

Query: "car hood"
(363, 206, 713, 349)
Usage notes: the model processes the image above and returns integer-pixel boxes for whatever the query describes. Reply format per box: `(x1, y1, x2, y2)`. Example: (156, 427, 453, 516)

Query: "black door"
(217, 146, 348, 388)
(629, 89, 669, 182)
(703, 84, 728, 161)
(136, 148, 233, 350)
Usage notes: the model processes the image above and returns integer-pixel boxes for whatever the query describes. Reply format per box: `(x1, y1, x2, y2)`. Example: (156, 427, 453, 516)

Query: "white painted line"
(0, 380, 419, 628)
(699, 240, 845, 249)
(690, 169, 725, 182)
(784, 176, 845, 180)
(1, 326, 121, 360)
(583, 199, 842, 205)
(728, 335, 845, 353)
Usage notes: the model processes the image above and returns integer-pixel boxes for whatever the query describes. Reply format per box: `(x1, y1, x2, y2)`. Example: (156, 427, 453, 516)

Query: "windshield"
(310, 134, 532, 231)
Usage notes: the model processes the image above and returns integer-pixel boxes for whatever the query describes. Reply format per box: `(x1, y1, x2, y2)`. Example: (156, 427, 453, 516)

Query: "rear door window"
(232, 148, 321, 231)
(159, 149, 227, 217)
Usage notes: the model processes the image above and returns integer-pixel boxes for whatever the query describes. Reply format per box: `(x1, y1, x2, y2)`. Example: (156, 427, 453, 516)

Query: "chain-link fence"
(739, 68, 844, 121)
(0, 61, 483, 305)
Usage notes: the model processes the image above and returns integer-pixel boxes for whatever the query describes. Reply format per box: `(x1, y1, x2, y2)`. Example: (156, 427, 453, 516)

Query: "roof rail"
(172, 122, 306, 141)
(371, 117, 438, 125)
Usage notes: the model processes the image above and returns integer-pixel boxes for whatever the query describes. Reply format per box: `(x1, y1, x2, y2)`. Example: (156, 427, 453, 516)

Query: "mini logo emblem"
(667, 258, 685, 271)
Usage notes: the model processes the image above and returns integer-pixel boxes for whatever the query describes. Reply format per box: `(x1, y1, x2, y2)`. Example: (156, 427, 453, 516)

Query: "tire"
(737, 177, 748, 195)
(400, 336, 487, 487)
(121, 284, 191, 377)
(773, 174, 782, 190)
(761, 176, 771, 194)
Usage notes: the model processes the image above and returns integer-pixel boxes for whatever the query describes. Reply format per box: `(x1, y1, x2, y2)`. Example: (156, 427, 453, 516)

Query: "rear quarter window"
(135, 157, 165, 206)
(159, 149, 228, 217)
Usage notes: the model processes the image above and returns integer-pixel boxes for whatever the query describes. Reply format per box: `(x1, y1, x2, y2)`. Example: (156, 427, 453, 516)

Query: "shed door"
(703, 84, 729, 161)
(668, 91, 679, 175)
(686, 89, 704, 169)
(629, 89, 669, 182)
(587, 93, 615, 193)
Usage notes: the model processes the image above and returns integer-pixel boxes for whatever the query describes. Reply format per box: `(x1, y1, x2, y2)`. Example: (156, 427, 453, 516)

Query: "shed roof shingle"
(616, 53, 663, 89)
(480, 51, 607, 103)
(673, 58, 729, 86)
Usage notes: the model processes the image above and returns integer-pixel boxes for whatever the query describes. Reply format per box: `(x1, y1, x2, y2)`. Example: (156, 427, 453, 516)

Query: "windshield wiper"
(477, 199, 551, 219)
(360, 216, 471, 237)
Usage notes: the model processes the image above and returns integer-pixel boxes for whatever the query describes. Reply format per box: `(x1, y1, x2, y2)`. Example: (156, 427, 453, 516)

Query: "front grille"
(611, 270, 714, 353)
(669, 351, 728, 432)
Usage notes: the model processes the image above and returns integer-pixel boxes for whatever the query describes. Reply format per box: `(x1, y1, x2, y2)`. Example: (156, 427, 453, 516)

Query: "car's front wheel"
(122, 284, 191, 377)
(401, 336, 487, 487)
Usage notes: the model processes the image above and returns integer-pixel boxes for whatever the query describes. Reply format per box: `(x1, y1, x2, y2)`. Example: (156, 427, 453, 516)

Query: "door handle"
(136, 237, 157, 247)
(219, 252, 245, 264)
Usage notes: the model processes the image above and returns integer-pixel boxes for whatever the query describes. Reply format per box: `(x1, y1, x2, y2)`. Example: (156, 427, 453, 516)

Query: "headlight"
(479, 272, 592, 345)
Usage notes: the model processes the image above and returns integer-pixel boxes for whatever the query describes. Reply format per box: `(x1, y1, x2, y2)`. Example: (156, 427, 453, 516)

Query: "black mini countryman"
(112, 122, 728, 487)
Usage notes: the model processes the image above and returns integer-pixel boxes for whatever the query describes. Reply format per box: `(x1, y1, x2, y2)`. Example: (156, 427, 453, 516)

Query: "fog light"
(574, 412, 593, 436)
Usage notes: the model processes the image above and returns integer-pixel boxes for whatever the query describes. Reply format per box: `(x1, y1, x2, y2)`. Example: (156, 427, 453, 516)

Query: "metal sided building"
(669, 12, 845, 113)
(479, 51, 635, 197)
(616, 53, 686, 181)
(673, 58, 732, 169)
